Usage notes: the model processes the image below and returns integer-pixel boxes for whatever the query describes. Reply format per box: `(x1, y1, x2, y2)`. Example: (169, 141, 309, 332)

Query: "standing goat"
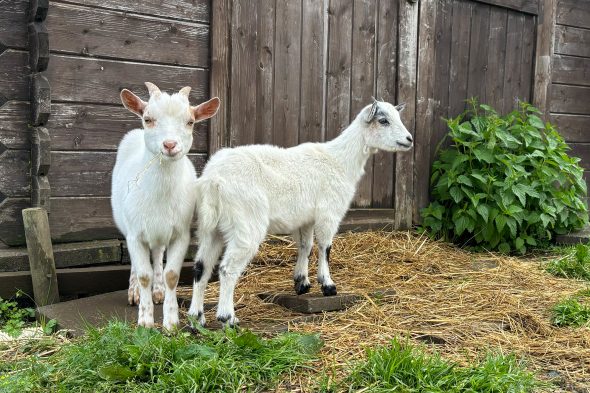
(111, 82, 219, 329)
(188, 100, 413, 327)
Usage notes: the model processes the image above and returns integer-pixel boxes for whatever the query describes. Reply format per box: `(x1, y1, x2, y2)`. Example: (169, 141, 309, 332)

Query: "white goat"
(111, 82, 219, 329)
(188, 100, 413, 326)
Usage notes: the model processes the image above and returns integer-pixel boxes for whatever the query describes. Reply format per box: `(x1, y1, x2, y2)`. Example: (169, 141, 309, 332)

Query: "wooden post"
(532, 0, 556, 119)
(22, 207, 59, 306)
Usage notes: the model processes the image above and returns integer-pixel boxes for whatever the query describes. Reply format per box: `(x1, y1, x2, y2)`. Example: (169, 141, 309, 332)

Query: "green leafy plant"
(546, 244, 590, 280)
(552, 289, 590, 327)
(421, 100, 588, 254)
(0, 293, 35, 337)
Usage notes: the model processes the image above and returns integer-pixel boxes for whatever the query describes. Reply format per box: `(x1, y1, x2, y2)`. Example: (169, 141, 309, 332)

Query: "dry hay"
(177, 231, 590, 391)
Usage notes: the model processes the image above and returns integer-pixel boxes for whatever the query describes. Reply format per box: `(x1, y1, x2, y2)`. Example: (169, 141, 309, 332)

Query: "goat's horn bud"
(145, 82, 161, 97)
(179, 86, 191, 97)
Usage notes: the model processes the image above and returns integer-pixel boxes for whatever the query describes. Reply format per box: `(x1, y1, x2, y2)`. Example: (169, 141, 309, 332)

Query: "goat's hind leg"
(314, 218, 340, 296)
(292, 225, 314, 295)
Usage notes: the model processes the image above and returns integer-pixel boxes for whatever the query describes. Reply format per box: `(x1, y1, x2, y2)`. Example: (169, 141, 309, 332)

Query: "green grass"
(333, 339, 543, 393)
(0, 321, 322, 392)
(546, 244, 590, 281)
(552, 289, 590, 327)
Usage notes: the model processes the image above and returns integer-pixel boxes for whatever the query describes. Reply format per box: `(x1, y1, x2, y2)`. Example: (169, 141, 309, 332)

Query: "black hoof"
(217, 315, 238, 328)
(294, 276, 311, 295)
(321, 284, 337, 296)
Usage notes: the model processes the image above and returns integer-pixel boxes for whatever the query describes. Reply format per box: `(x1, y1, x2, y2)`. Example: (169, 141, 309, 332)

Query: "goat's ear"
(365, 100, 379, 122)
(120, 89, 147, 117)
(192, 97, 220, 121)
(179, 86, 191, 97)
(395, 103, 406, 112)
(144, 82, 161, 97)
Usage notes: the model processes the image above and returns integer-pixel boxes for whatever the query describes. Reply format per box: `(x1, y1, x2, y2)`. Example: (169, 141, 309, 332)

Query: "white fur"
(188, 101, 413, 326)
(112, 83, 218, 330)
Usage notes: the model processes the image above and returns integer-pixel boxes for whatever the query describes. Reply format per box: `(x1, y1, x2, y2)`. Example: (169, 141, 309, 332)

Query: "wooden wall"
(550, 0, 590, 190)
(0, 0, 211, 247)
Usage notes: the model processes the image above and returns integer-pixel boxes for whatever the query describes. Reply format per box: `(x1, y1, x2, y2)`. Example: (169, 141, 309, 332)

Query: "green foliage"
(342, 338, 542, 392)
(546, 244, 590, 280)
(0, 321, 322, 392)
(552, 289, 590, 327)
(421, 100, 588, 254)
(0, 293, 35, 337)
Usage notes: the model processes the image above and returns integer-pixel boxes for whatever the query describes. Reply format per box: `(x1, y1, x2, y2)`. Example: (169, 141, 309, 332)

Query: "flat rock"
(258, 292, 361, 313)
(556, 226, 590, 245)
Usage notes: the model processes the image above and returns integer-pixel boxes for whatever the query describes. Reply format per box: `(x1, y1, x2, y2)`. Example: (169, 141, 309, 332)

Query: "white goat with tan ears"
(111, 82, 219, 329)
(188, 100, 413, 327)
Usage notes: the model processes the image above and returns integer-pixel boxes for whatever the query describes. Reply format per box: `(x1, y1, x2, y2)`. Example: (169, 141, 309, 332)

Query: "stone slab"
(258, 292, 361, 314)
(556, 225, 590, 245)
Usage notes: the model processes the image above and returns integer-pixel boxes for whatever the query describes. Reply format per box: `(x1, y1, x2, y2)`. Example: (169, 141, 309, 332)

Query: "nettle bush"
(421, 100, 588, 254)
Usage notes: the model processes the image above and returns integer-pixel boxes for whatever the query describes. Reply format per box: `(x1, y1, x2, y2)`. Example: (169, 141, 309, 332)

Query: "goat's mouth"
(395, 141, 413, 149)
(162, 149, 183, 158)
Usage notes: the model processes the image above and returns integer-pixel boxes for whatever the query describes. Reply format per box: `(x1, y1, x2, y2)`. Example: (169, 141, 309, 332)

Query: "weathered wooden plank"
(273, 0, 302, 148)
(28, 22, 49, 72)
(30, 73, 51, 126)
(32, 127, 50, 176)
(485, 7, 508, 110)
(350, 0, 376, 208)
(552, 114, 590, 142)
(467, 3, 491, 103)
(0, 198, 29, 246)
(555, 24, 590, 58)
(209, 0, 231, 153)
(58, 0, 210, 24)
(552, 55, 590, 87)
(0, 149, 30, 198)
(550, 85, 590, 114)
(31, 175, 50, 210)
(414, 0, 437, 218)
(47, 2, 209, 68)
(372, 0, 399, 209)
(299, 0, 324, 144)
(229, 0, 257, 146)
(503, 12, 525, 113)
(532, 0, 557, 117)
(28, 0, 49, 22)
(47, 152, 207, 197)
(568, 143, 590, 169)
(0, 0, 29, 49)
(0, 101, 30, 150)
(557, 0, 590, 29)
(255, 0, 276, 145)
(46, 55, 208, 104)
(0, 50, 30, 101)
(259, 292, 360, 313)
(325, 0, 353, 141)
(22, 207, 60, 306)
(519, 15, 536, 101)
(448, 0, 472, 116)
(474, 0, 538, 15)
(396, 0, 418, 228)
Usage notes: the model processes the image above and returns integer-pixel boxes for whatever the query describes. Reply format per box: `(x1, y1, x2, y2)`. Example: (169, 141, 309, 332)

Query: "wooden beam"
(22, 207, 59, 305)
(474, 0, 539, 15)
(532, 0, 556, 118)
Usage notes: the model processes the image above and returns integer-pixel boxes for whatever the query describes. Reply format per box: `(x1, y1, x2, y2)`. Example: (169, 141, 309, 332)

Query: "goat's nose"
(163, 140, 177, 150)
(406, 135, 413, 143)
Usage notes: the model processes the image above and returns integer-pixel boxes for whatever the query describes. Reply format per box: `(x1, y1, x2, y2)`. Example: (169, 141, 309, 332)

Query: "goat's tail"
(195, 178, 222, 236)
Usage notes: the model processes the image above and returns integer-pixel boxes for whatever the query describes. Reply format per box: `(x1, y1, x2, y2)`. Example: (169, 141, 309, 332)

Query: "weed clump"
(546, 244, 590, 281)
(552, 289, 590, 327)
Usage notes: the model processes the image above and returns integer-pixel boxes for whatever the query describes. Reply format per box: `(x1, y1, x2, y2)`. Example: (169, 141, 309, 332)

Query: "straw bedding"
(177, 231, 590, 391)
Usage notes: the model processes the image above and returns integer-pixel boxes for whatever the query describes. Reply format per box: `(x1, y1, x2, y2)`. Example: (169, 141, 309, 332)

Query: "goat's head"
(120, 82, 220, 160)
(359, 100, 413, 153)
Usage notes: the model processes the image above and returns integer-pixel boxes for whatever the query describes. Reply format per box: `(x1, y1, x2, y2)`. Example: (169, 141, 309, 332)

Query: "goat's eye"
(187, 121, 195, 127)
(144, 118, 153, 124)
(378, 118, 390, 125)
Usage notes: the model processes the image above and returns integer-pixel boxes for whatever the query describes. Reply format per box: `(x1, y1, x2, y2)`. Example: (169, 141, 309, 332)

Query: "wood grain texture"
(22, 207, 60, 306)
(550, 85, 590, 114)
(474, 0, 538, 14)
(467, 3, 491, 103)
(555, 24, 590, 58)
(552, 55, 590, 87)
(503, 12, 525, 112)
(31, 175, 50, 210)
(486, 7, 508, 110)
(0, 198, 30, 246)
(568, 143, 590, 168)
(0, 50, 30, 101)
(47, 152, 207, 197)
(32, 127, 51, 176)
(46, 55, 208, 104)
(255, 0, 275, 145)
(47, 2, 209, 67)
(209, 0, 231, 153)
(57, 0, 210, 24)
(28, 22, 49, 72)
(519, 15, 535, 101)
(0, 149, 30, 197)
(272, 0, 302, 147)
(372, 0, 399, 208)
(350, 0, 376, 208)
(30, 73, 51, 126)
(533, 0, 556, 116)
(556, 0, 590, 28)
(299, 0, 324, 144)
(0, 0, 29, 49)
(448, 0, 472, 116)
(396, 0, 418, 228)
(325, 0, 353, 140)
(229, 0, 257, 146)
(0, 101, 30, 150)
(552, 114, 590, 142)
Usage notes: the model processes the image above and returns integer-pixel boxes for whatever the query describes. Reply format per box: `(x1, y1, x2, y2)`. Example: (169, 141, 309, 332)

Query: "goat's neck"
(326, 122, 373, 184)
(136, 149, 182, 193)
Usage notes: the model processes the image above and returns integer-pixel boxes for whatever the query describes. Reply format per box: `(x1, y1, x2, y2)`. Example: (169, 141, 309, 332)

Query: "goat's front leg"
(162, 232, 190, 331)
(151, 246, 165, 304)
(127, 238, 154, 327)
(128, 264, 140, 305)
(315, 219, 339, 296)
(292, 225, 314, 295)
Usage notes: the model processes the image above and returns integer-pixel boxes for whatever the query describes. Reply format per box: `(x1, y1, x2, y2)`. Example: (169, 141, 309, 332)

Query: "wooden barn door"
(210, 0, 418, 229)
